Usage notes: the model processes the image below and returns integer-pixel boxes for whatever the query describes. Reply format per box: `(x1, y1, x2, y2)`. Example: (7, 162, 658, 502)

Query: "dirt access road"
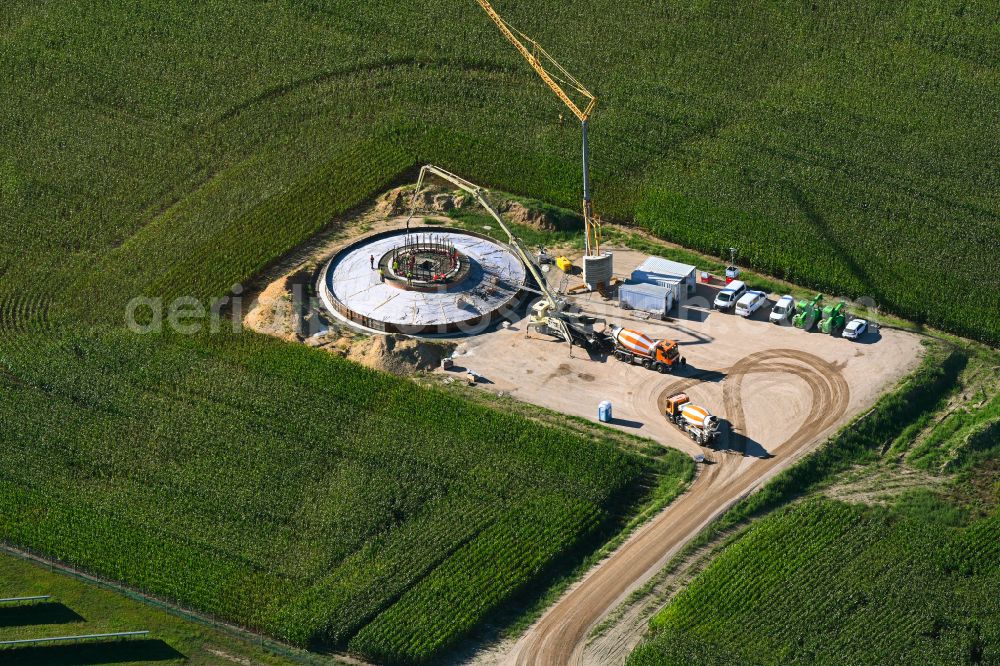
(449, 250, 923, 665)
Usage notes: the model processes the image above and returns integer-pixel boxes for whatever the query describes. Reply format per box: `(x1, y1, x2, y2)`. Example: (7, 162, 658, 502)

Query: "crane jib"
(475, 0, 602, 256)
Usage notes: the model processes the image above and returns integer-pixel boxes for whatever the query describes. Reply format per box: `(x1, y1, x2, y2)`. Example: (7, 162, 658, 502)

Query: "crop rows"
(5, 1, 997, 343)
(349, 493, 602, 662)
(633, 498, 1000, 665)
(907, 389, 1000, 474)
(64, 133, 414, 322)
(1, 1, 997, 663)
(0, 291, 50, 334)
(0, 326, 655, 660)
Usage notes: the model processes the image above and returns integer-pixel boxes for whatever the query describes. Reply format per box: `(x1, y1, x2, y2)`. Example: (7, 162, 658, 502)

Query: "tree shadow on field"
(0, 602, 84, 628)
(785, 181, 897, 308)
(0, 639, 184, 665)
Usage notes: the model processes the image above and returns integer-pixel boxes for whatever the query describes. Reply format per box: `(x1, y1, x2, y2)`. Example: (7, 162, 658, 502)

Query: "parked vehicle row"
(713, 284, 870, 340)
(712, 280, 747, 312)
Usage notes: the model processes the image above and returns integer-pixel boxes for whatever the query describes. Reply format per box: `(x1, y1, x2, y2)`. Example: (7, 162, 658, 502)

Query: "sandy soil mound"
(374, 186, 469, 219)
(346, 334, 455, 376)
(373, 185, 578, 232)
(499, 199, 580, 232)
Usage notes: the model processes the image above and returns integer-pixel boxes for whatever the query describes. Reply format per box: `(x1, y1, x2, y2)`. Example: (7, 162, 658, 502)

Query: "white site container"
(619, 282, 674, 318)
(630, 257, 697, 299)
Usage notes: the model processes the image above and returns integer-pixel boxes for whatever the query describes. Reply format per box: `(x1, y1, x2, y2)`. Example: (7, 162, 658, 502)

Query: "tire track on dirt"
(506, 350, 850, 666)
(724, 350, 850, 457)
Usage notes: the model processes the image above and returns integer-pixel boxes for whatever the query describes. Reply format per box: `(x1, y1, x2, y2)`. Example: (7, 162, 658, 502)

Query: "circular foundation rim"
(318, 226, 529, 336)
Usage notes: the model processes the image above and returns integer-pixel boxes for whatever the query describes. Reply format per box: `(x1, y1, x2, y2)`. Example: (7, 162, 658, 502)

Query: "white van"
(769, 294, 796, 324)
(735, 291, 767, 318)
(713, 280, 747, 311)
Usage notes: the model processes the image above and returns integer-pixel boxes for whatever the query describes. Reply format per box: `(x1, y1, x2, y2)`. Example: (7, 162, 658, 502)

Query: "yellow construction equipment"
(475, 0, 602, 258)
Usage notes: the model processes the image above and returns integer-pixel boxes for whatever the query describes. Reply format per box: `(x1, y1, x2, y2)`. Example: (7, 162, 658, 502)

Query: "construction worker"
(378, 267, 384, 283)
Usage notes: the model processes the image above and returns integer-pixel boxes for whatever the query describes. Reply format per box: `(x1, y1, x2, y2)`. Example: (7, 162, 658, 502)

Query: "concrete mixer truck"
(664, 393, 720, 445)
(607, 325, 686, 373)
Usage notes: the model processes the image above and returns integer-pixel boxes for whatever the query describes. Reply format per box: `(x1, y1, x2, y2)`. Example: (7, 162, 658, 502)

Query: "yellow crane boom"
(475, 0, 595, 122)
(475, 0, 602, 255)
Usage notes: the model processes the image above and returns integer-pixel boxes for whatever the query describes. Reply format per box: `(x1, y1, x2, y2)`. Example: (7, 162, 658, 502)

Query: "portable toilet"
(598, 400, 613, 423)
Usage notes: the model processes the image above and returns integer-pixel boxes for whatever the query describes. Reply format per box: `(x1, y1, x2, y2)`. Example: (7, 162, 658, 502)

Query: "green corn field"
(630, 498, 1000, 666)
(1, 0, 999, 662)
(0, 326, 671, 661)
(1, 1, 997, 342)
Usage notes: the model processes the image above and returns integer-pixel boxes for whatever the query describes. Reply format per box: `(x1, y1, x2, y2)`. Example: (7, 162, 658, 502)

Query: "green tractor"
(793, 294, 824, 331)
(819, 301, 847, 335)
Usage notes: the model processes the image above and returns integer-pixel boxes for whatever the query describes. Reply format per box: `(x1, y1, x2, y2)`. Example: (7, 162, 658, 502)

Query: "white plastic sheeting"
(323, 231, 526, 330)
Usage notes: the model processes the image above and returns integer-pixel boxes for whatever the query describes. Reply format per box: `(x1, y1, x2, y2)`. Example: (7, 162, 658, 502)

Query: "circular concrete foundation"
(318, 227, 528, 335)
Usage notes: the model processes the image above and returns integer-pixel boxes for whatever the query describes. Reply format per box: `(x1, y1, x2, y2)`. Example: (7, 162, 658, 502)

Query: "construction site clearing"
(240, 182, 925, 664)
(244, 187, 923, 466)
(441, 247, 922, 461)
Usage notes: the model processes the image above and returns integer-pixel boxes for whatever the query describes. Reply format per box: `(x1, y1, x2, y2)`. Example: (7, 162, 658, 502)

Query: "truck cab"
(713, 280, 747, 311)
(654, 339, 682, 367)
(663, 393, 691, 418)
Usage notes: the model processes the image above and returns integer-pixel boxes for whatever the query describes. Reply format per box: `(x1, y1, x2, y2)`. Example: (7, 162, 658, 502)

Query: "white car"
(843, 318, 869, 340)
(735, 290, 767, 318)
(769, 294, 796, 324)
(713, 280, 747, 311)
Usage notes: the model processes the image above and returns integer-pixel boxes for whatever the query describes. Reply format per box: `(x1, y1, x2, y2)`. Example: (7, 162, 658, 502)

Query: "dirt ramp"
(655, 350, 850, 459)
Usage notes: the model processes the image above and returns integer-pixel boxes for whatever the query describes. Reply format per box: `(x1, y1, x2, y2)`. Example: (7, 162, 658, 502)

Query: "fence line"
(0, 630, 149, 647)
(0, 544, 344, 665)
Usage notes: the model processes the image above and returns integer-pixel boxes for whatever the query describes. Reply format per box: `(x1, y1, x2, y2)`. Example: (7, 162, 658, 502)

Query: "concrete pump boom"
(403, 164, 611, 354)
(474, 0, 602, 257)
(404, 164, 559, 312)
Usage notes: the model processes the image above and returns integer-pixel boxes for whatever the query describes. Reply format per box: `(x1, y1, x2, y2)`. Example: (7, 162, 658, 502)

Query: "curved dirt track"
(505, 350, 850, 666)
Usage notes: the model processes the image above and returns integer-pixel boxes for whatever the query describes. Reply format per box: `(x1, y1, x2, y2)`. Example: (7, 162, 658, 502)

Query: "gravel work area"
(446, 249, 924, 666)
